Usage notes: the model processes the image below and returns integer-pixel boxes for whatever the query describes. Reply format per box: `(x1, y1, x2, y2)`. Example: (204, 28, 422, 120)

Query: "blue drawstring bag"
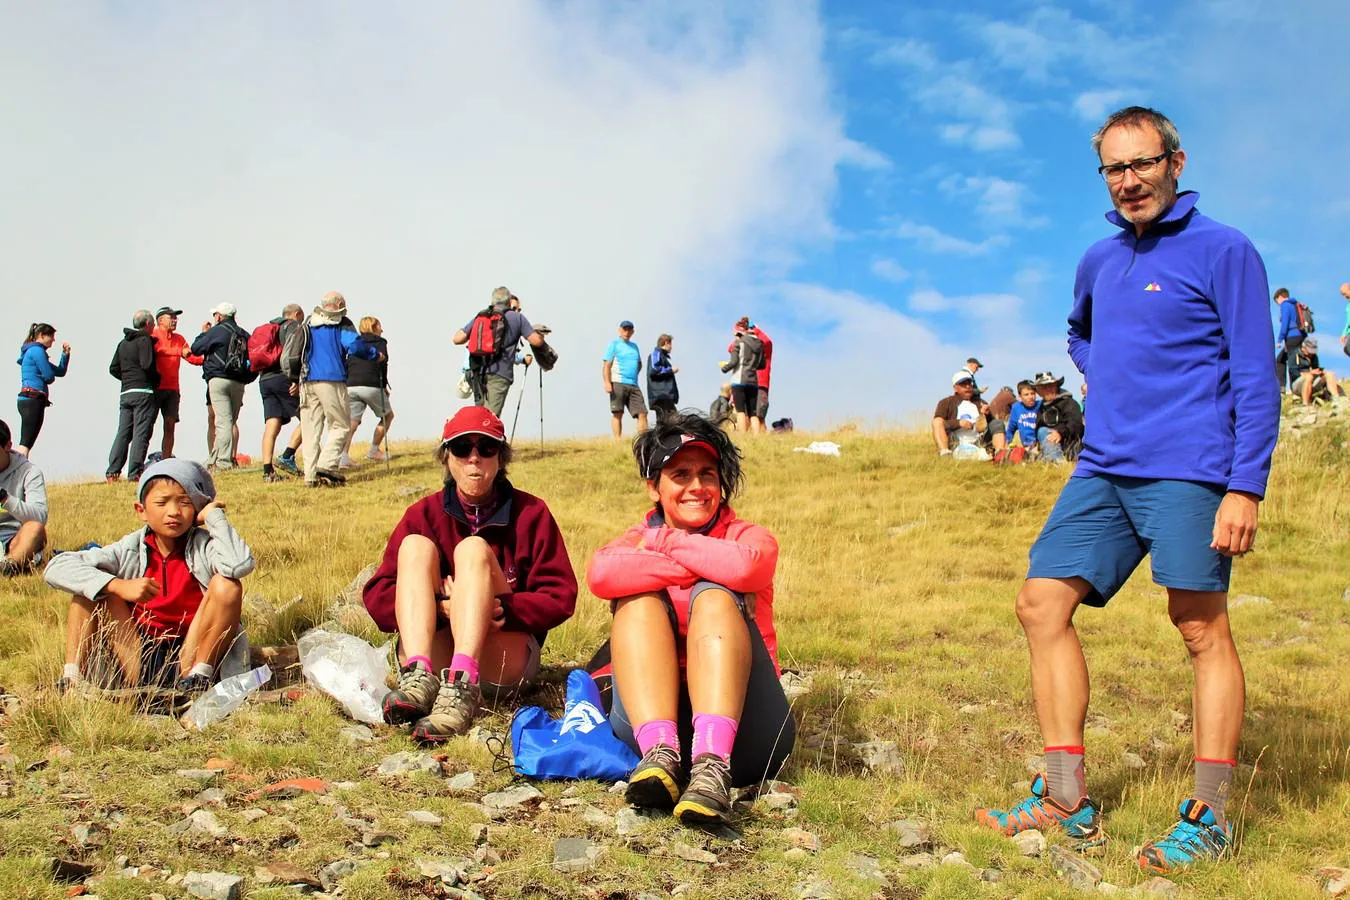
(510, 669, 638, 781)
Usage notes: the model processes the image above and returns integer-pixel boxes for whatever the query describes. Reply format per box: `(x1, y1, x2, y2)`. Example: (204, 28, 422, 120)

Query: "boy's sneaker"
(1137, 798, 1231, 873)
(674, 753, 734, 826)
(275, 455, 301, 476)
(381, 664, 440, 724)
(411, 670, 481, 743)
(262, 471, 286, 483)
(625, 744, 683, 810)
(338, 454, 355, 469)
(176, 673, 213, 697)
(975, 773, 1106, 851)
(367, 447, 387, 462)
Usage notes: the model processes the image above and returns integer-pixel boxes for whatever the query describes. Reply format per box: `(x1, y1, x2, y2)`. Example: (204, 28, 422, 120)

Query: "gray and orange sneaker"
(382, 663, 440, 725)
(975, 773, 1106, 852)
(625, 744, 682, 811)
(674, 753, 734, 826)
(1137, 798, 1231, 873)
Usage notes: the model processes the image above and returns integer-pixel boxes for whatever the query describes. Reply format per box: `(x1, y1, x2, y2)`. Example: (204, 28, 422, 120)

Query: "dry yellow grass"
(0, 424, 1347, 898)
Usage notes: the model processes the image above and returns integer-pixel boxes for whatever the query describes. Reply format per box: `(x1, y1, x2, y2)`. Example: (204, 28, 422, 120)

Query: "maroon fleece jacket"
(362, 480, 578, 644)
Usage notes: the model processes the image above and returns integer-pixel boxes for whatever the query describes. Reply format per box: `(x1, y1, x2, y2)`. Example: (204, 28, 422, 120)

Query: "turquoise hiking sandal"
(1137, 798, 1232, 874)
(975, 773, 1106, 852)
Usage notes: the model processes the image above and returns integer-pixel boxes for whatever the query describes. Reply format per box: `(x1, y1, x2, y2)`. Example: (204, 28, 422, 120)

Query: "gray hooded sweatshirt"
(0, 453, 47, 546)
(44, 508, 255, 601)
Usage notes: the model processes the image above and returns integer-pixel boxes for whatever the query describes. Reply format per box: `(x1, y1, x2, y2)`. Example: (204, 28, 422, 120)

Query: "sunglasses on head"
(446, 436, 502, 459)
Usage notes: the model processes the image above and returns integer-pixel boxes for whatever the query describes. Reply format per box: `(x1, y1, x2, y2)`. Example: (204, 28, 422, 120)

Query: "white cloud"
(870, 258, 911, 283)
(1073, 89, 1127, 122)
(0, 3, 863, 479)
(968, 7, 1143, 84)
(938, 174, 1042, 224)
(891, 221, 1009, 256)
(908, 288, 1023, 318)
(839, 138, 892, 170)
(869, 37, 939, 72)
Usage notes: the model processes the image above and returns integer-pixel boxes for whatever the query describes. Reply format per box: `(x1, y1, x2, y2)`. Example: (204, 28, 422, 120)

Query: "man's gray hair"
(131, 308, 153, 329)
(281, 303, 303, 319)
(490, 286, 512, 309)
(1091, 106, 1181, 156)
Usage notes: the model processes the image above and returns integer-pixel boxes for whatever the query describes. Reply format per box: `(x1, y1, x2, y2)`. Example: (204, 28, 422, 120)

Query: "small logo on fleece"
(1144, 282, 1162, 292)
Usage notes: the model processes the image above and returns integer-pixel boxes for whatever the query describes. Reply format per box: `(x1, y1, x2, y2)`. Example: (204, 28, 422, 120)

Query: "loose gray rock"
(182, 871, 244, 900)
(897, 852, 937, 869)
(615, 807, 646, 836)
(377, 751, 440, 777)
(408, 810, 443, 825)
(417, 857, 473, 884)
(884, 819, 931, 850)
(1097, 884, 1122, 895)
(981, 868, 1003, 883)
(845, 853, 885, 882)
(339, 725, 375, 744)
(1318, 865, 1350, 897)
(195, 788, 226, 806)
(668, 841, 718, 864)
(447, 771, 477, 792)
(580, 804, 610, 827)
(1143, 876, 1181, 895)
(1122, 751, 1148, 770)
(482, 783, 542, 809)
(362, 830, 398, 847)
(941, 851, 976, 871)
(475, 845, 502, 866)
(779, 671, 812, 700)
(609, 780, 628, 794)
(1049, 845, 1102, 890)
(760, 790, 798, 812)
(189, 810, 228, 838)
(1230, 594, 1272, 609)
(319, 858, 361, 891)
(796, 878, 834, 899)
(70, 822, 106, 848)
(553, 837, 603, 873)
(1011, 828, 1046, 857)
(853, 740, 905, 776)
(782, 827, 821, 852)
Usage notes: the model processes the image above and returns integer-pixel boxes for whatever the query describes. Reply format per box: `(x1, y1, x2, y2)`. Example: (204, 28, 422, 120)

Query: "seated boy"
(45, 459, 254, 696)
(0, 418, 48, 576)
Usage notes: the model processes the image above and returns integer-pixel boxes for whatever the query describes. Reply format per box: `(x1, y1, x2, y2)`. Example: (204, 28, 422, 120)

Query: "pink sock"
(405, 655, 432, 673)
(635, 719, 679, 756)
(448, 653, 479, 684)
(691, 713, 738, 762)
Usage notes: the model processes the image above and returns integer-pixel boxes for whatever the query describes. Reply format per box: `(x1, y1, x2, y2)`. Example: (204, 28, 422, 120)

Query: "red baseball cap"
(441, 406, 506, 444)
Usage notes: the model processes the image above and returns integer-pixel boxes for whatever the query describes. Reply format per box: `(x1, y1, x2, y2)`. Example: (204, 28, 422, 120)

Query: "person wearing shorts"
(587, 412, 794, 828)
(343, 316, 394, 465)
(602, 320, 648, 438)
(974, 106, 1280, 875)
(150, 307, 203, 460)
(363, 407, 577, 743)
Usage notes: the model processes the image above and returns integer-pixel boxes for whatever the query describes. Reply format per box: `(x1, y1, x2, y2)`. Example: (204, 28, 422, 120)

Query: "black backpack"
(218, 324, 257, 384)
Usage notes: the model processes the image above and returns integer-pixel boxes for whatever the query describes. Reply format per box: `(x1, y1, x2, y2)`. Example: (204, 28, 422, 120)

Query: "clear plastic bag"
(183, 664, 272, 730)
(297, 628, 392, 724)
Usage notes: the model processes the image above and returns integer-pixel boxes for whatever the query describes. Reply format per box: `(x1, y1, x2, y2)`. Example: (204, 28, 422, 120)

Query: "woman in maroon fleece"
(362, 406, 577, 743)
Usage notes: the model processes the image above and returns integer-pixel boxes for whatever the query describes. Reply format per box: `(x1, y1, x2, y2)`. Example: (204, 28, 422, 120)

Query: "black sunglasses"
(446, 436, 502, 459)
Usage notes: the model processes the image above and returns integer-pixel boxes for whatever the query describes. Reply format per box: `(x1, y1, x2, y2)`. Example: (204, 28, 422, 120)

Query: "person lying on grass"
(45, 459, 254, 697)
(586, 412, 796, 827)
(363, 406, 577, 744)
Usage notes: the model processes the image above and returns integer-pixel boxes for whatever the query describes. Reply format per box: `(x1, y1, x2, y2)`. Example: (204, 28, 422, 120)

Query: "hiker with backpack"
(452, 287, 546, 418)
(190, 303, 255, 472)
(281, 291, 382, 488)
(15, 322, 71, 457)
(720, 320, 765, 433)
(1274, 287, 1311, 393)
(250, 304, 305, 483)
(645, 334, 679, 421)
(150, 307, 204, 461)
(105, 309, 160, 483)
(342, 316, 394, 467)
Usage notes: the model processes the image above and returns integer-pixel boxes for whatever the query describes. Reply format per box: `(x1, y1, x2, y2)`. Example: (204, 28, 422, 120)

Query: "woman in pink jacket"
(586, 412, 794, 827)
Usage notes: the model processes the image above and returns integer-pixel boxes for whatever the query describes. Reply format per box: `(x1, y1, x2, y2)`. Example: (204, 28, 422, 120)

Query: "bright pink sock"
(691, 713, 738, 762)
(448, 653, 479, 684)
(635, 719, 679, 756)
(405, 655, 432, 673)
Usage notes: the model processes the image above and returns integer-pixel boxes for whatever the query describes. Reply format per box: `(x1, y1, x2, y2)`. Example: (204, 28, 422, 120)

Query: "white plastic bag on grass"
(792, 441, 841, 457)
(297, 628, 392, 724)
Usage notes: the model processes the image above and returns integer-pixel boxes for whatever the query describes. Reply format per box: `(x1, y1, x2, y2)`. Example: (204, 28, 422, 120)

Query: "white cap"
(211, 302, 237, 318)
(951, 370, 975, 386)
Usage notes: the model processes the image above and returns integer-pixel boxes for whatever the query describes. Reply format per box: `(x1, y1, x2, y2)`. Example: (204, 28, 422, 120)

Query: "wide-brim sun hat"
(1031, 370, 1065, 387)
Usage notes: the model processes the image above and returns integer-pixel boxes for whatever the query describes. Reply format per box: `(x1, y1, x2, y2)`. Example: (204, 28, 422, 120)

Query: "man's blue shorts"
(1028, 474, 1231, 607)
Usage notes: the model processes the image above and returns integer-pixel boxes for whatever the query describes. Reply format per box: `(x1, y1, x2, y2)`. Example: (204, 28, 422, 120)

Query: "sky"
(3, 0, 1347, 480)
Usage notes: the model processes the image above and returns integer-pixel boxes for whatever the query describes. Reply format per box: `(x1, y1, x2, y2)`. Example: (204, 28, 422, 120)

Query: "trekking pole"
(538, 363, 545, 450)
(510, 360, 531, 443)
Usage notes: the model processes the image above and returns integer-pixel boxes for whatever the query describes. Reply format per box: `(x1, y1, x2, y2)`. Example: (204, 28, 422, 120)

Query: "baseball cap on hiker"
(137, 459, 217, 511)
(619, 320, 635, 330)
(951, 370, 975, 386)
(642, 431, 721, 480)
(534, 323, 553, 334)
(441, 406, 506, 445)
(967, 357, 984, 368)
(155, 306, 183, 318)
(210, 302, 237, 318)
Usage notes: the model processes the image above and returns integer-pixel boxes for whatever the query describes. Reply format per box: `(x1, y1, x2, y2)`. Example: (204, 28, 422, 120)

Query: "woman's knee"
(452, 536, 493, 567)
(397, 533, 439, 565)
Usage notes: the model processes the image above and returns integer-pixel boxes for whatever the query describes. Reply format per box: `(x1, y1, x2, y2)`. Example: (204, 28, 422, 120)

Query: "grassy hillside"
(1, 424, 1347, 899)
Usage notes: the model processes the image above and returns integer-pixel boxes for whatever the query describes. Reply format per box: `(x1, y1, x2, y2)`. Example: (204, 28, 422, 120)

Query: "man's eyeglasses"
(1098, 151, 1172, 183)
(446, 436, 502, 459)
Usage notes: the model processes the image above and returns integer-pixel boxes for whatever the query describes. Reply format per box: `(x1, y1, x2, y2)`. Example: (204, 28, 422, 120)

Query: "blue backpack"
(510, 670, 638, 782)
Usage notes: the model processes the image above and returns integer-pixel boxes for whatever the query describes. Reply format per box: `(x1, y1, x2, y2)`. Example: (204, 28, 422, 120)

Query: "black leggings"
(608, 583, 797, 788)
(17, 396, 47, 449)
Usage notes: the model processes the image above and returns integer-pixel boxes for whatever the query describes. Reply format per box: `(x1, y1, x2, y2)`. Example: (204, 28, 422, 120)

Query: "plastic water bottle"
(184, 664, 272, 730)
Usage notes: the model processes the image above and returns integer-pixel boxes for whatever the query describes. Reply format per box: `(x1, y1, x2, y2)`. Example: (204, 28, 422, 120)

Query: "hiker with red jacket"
(452, 287, 546, 417)
(727, 318, 773, 431)
(363, 406, 577, 743)
(252, 304, 305, 483)
(150, 307, 204, 461)
(586, 412, 794, 828)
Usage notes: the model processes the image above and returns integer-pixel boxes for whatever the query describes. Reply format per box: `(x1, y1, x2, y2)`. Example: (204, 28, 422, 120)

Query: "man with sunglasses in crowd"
(976, 107, 1279, 875)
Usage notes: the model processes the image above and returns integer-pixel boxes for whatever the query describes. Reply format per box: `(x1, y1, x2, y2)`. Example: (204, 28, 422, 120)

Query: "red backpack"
(466, 307, 507, 363)
(247, 321, 283, 372)
(1295, 301, 1316, 334)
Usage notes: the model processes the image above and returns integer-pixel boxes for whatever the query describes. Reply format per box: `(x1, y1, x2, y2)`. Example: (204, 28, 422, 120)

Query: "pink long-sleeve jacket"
(586, 506, 780, 671)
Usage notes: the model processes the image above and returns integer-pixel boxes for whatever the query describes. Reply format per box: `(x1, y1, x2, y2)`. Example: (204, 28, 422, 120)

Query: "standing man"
(1339, 282, 1350, 354)
(150, 307, 203, 460)
(602, 320, 647, 438)
(0, 419, 48, 576)
(747, 319, 774, 431)
(191, 303, 252, 471)
(974, 107, 1279, 874)
(258, 304, 305, 482)
(105, 309, 160, 483)
(720, 320, 764, 433)
(1273, 287, 1305, 393)
(452, 286, 545, 417)
(289, 292, 381, 488)
(645, 333, 679, 421)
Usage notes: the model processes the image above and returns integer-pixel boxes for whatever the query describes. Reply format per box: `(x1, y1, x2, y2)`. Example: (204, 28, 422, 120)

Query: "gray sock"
(1194, 759, 1234, 827)
(1044, 747, 1087, 807)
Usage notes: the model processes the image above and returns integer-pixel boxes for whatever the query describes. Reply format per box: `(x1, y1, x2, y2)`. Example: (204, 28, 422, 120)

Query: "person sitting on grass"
(363, 406, 577, 744)
(1032, 371, 1084, 463)
(586, 412, 795, 827)
(1290, 338, 1345, 406)
(0, 419, 48, 576)
(931, 371, 986, 456)
(1004, 381, 1042, 450)
(709, 383, 733, 427)
(45, 459, 254, 696)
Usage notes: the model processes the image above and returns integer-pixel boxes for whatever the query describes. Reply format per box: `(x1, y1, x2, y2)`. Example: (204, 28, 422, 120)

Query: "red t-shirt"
(135, 533, 205, 637)
(152, 327, 203, 392)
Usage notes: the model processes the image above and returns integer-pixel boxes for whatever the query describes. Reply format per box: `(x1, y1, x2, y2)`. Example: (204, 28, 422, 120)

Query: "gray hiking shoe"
(674, 753, 734, 826)
(625, 743, 683, 810)
(382, 664, 440, 725)
(412, 669, 481, 743)
(0, 557, 20, 577)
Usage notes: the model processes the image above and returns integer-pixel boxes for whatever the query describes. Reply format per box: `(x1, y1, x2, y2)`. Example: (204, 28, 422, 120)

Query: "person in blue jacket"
(1273, 287, 1305, 392)
(975, 106, 1279, 875)
(1002, 381, 1041, 449)
(16, 323, 71, 457)
(645, 333, 679, 421)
